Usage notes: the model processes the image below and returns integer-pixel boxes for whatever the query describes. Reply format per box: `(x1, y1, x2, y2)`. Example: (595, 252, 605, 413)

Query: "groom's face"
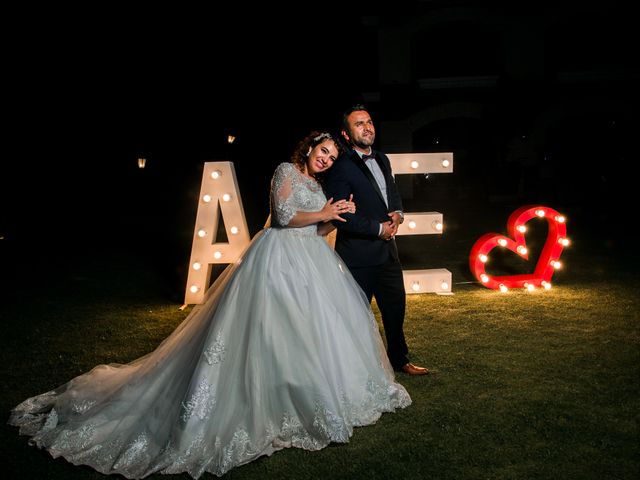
(343, 110, 376, 149)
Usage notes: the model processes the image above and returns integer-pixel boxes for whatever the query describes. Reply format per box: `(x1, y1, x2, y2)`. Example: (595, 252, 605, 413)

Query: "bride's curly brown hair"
(290, 131, 345, 178)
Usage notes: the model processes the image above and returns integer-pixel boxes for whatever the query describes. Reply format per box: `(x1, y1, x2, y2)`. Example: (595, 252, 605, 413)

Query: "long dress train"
(8, 162, 411, 478)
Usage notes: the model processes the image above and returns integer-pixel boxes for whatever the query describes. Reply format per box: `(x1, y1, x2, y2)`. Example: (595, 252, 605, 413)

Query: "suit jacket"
(325, 149, 403, 267)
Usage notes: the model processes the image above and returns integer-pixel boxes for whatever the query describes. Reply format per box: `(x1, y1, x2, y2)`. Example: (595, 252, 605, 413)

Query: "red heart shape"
(469, 205, 568, 291)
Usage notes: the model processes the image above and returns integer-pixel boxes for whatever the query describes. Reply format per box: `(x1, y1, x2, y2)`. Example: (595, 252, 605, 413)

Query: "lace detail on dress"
(181, 378, 216, 422)
(277, 411, 323, 450)
(113, 433, 150, 471)
(363, 376, 411, 414)
(72, 399, 97, 415)
(221, 430, 261, 471)
(10, 375, 409, 478)
(313, 403, 350, 443)
(9, 390, 58, 436)
(162, 433, 207, 476)
(270, 163, 326, 232)
(203, 332, 226, 365)
(42, 408, 59, 432)
(13, 390, 57, 413)
(49, 422, 98, 454)
(279, 227, 322, 238)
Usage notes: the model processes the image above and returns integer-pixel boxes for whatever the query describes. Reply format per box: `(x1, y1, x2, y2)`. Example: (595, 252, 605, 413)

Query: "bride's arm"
(287, 198, 348, 228)
(271, 163, 353, 229)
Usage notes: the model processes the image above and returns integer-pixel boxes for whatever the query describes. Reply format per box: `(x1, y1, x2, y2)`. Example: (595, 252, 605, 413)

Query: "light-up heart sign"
(469, 205, 570, 292)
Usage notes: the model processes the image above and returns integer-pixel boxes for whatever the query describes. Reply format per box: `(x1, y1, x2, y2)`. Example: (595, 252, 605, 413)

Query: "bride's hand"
(322, 197, 352, 222)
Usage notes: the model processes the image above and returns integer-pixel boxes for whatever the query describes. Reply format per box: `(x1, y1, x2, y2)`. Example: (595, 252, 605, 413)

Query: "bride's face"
(307, 140, 339, 175)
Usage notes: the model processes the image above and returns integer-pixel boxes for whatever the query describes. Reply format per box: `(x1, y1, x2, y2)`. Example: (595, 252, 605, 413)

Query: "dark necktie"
(362, 153, 375, 161)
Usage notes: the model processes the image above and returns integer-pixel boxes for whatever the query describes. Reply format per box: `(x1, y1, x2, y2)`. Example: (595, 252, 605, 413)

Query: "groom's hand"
(388, 211, 403, 229)
(379, 221, 397, 241)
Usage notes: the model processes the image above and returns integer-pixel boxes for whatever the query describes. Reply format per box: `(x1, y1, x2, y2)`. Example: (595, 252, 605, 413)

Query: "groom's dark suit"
(325, 149, 409, 370)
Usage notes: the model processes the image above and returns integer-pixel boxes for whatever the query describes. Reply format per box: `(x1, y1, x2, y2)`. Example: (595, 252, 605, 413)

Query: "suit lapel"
(350, 151, 387, 207)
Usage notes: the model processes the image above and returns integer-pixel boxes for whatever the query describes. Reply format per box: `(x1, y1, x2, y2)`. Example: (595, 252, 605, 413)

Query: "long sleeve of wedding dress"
(8, 162, 411, 479)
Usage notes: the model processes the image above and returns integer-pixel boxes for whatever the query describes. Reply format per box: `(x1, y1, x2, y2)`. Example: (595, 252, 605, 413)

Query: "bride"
(9, 131, 411, 478)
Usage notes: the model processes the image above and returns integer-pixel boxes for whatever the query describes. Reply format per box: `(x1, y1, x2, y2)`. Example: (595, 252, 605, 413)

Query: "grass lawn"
(1, 203, 638, 479)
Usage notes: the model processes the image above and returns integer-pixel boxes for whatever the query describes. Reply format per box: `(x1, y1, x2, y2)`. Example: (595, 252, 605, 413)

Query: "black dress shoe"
(400, 363, 430, 375)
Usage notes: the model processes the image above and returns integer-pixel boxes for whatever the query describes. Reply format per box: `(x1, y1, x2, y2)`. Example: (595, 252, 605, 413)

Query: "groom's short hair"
(341, 104, 368, 131)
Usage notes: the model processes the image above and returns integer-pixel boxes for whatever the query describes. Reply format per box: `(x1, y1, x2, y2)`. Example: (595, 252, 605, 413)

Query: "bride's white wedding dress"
(9, 162, 411, 478)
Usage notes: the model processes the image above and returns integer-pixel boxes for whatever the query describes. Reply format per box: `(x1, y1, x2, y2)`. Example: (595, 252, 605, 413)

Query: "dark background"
(2, 4, 372, 224)
(1, 2, 637, 301)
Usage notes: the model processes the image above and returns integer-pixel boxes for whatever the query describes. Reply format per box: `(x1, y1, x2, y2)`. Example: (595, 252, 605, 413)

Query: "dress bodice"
(270, 162, 326, 236)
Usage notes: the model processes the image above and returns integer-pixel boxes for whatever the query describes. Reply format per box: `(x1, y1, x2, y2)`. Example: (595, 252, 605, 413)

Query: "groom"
(325, 104, 429, 376)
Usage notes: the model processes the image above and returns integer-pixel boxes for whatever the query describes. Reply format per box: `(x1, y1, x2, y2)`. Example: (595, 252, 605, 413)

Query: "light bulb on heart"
(469, 205, 569, 291)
